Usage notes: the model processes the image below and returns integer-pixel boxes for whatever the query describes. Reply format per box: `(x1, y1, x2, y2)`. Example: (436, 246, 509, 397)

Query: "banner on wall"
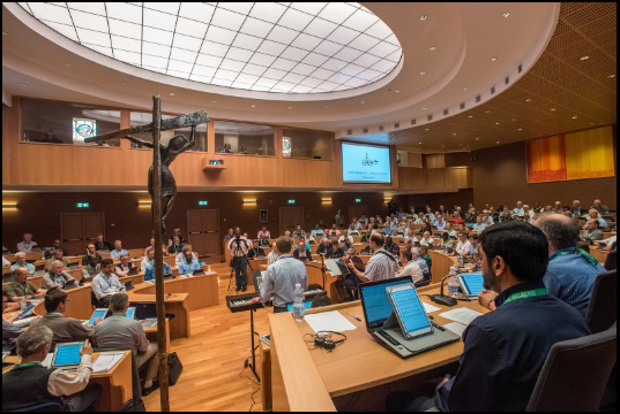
(527, 125, 615, 183)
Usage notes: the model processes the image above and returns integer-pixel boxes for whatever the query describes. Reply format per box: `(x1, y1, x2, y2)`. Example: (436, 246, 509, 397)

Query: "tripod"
(319, 253, 328, 290)
(228, 236, 254, 292)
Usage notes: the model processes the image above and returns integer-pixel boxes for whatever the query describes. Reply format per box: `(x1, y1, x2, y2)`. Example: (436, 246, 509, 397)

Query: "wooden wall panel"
(425, 154, 446, 169)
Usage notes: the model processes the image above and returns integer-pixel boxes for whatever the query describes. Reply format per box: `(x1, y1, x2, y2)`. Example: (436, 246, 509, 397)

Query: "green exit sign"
(198, 201, 208, 206)
(77, 202, 89, 208)
(287, 199, 296, 204)
(355, 198, 362, 203)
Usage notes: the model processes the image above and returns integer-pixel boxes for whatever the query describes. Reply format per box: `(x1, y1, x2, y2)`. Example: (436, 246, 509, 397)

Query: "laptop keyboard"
(377, 330, 400, 346)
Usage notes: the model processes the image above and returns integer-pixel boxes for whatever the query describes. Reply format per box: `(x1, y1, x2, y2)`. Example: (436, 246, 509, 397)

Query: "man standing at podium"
(228, 227, 250, 292)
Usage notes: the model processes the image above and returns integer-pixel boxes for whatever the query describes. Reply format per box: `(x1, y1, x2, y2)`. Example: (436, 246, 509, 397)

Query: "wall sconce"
(2, 201, 18, 211)
(243, 199, 257, 206)
(321, 198, 332, 205)
(138, 200, 152, 208)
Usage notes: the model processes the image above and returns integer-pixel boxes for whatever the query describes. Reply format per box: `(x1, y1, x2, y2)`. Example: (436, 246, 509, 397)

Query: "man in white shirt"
(109, 240, 128, 260)
(257, 226, 271, 240)
(228, 227, 250, 292)
(411, 247, 430, 280)
(16, 233, 38, 253)
(420, 231, 435, 247)
(455, 231, 472, 256)
(141, 249, 154, 272)
(512, 201, 524, 216)
(267, 242, 279, 266)
(91, 259, 126, 302)
(433, 214, 447, 231)
(472, 216, 487, 232)
(397, 250, 423, 283)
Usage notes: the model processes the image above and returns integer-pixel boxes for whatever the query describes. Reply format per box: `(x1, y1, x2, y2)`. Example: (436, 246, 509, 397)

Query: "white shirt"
(175, 251, 198, 266)
(267, 251, 279, 266)
(16, 241, 38, 253)
(420, 237, 434, 247)
(397, 261, 423, 283)
(456, 240, 471, 256)
(228, 236, 249, 257)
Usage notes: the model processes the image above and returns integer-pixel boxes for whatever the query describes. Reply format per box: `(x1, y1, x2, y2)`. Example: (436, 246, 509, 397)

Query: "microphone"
(429, 274, 457, 307)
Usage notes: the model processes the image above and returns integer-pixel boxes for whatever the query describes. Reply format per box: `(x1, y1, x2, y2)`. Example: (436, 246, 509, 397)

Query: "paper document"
(439, 308, 483, 326)
(305, 311, 357, 333)
(92, 352, 125, 373)
(423, 303, 441, 314)
(444, 322, 468, 338)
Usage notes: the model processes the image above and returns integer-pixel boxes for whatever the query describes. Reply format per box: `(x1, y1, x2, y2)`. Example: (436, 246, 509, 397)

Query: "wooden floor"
(144, 274, 272, 412)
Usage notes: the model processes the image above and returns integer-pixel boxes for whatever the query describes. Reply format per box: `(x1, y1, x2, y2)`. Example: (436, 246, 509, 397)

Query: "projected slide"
(342, 143, 392, 184)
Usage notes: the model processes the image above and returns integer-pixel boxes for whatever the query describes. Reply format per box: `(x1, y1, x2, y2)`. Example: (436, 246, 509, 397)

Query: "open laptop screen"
(359, 276, 414, 330)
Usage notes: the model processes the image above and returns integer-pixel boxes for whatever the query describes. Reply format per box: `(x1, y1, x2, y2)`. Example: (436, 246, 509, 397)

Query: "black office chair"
(604, 244, 616, 271)
(526, 323, 617, 412)
(586, 270, 616, 334)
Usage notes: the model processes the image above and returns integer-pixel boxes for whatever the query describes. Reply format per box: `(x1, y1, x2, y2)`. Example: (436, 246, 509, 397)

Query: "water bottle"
(447, 266, 459, 299)
(20, 297, 28, 310)
(458, 254, 464, 268)
(293, 283, 305, 322)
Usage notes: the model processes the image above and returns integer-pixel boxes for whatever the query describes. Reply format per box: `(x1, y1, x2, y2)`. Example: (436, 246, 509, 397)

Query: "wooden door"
(83, 213, 105, 245)
(61, 214, 85, 255)
(201, 209, 220, 257)
(187, 209, 204, 256)
(279, 207, 304, 236)
(348, 204, 368, 222)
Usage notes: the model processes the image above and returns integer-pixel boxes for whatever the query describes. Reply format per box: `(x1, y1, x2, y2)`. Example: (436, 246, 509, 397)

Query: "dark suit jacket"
(293, 249, 313, 262)
(316, 244, 334, 258)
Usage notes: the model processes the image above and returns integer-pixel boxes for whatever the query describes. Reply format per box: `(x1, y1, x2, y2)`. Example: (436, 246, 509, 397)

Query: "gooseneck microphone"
(429, 274, 458, 307)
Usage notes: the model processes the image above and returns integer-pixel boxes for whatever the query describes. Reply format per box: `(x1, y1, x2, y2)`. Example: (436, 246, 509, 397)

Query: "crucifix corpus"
(85, 96, 209, 411)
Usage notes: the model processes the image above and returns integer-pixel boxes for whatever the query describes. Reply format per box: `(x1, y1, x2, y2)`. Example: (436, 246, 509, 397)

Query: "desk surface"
(268, 283, 489, 409)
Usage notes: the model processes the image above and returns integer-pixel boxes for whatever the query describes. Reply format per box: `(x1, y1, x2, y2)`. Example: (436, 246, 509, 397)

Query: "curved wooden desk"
(127, 288, 190, 339)
(32, 284, 94, 320)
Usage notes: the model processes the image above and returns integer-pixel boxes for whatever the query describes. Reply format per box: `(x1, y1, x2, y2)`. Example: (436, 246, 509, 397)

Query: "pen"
(347, 312, 361, 322)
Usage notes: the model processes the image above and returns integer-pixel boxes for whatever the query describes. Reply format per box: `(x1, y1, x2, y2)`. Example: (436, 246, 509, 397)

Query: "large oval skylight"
(18, 2, 402, 94)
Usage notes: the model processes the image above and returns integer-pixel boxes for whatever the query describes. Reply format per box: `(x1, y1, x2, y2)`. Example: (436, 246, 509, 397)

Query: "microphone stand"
(319, 253, 328, 291)
(429, 274, 457, 306)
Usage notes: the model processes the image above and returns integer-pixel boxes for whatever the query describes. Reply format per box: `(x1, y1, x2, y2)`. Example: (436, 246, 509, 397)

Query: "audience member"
(593, 199, 609, 214)
(81, 244, 102, 266)
(455, 232, 471, 256)
(44, 239, 68, 259)
(168, 236, 183, 254)
(2, 295, 23, 352)
(571, 200, 582, 216)
(16, 233, 38, 253)
(45, 249, 69, 273)
(411, 247, 430, 280)
(335, 209, 344, 228)
(81, 255, 101, 283)
(293, 240, 313, 262)
(257, 226, 271, 240)
(317, 238, 334, 259)
(292, 224, 306, 238)
(345, 234, 396, 283)
(335, 248, 365, 301)
(110, 240, 127, 260)
(42, 261, 77, 290)
(4, 267, 46, 302)
(9, 252, 36, 275)
(178, 249, 201, 275)
(267, 242, 279, 266)
(3, 326, 102, 411)
(94, 234, 113, 252)
(582, 218, 604, 241)
(115, 254, 135, 277)
(168, 228, 185, 246)
(396, 250, 423, 283)
(91, 259, 126, 302)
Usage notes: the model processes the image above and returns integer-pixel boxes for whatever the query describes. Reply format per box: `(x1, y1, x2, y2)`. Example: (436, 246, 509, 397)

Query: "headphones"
(305, 331, 347, 352)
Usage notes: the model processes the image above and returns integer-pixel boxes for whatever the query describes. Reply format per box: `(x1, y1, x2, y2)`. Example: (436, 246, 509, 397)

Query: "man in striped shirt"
(345, 233, 396, 283)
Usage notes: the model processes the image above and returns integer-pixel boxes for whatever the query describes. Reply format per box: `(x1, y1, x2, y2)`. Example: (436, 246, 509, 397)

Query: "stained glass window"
(73, 118, 97, 144)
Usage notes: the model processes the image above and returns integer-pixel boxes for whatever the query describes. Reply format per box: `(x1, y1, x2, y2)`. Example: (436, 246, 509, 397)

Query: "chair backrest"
(604, 248, 616, 271)
(526, 323, 616, 412)
(586, 270, 617, 334)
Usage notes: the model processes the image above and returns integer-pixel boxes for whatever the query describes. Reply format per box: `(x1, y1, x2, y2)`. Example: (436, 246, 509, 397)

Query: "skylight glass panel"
(19, 2, 401, 94)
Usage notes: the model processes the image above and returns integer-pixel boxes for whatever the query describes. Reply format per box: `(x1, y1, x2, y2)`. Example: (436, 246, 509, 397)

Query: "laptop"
(457, 273, 484, 299)
(127, 266, 139, 276)
(193, 268, 206, 276)
(51, 342, 83, 369)
(68, 262, 80, 270)
(359, 277, 460, 359)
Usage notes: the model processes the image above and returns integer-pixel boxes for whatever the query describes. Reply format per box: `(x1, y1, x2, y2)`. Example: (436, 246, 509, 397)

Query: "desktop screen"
(342, 142, 392, 184)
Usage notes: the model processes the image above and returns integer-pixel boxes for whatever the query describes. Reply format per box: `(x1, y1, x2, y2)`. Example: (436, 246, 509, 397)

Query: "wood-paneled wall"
(1, 192, 389, 254)
(398, 166, 472, 192)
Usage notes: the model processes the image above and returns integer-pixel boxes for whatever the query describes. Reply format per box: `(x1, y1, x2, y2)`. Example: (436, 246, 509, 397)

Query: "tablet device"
(51, 342, 83, 368)
(103, 307, 136, 320)
(458, 273, 485, 298)
(285, 301, 313, 312)
(386, 284, 433, 340)
(2, 351, 9, 362)
(87, 308, 108, 326)
(17, 304, 36, 320)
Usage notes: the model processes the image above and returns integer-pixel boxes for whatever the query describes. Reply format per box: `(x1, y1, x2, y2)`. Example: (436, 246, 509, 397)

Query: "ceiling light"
(422, 107, 428, 110)
(484, 110, 491, 113)
(607, 74, 616, 78)
(579, 55, 590, 61)
(452, 132, 457, 136)
(394, 90, 400, 93)
(2, 31, 7, 36)
(501, 12, 511, 18)
(288, 106, 293, 109)
(420, 71, 426, 75)
(495, 122, 500, 125)
(512, 118, 517, 122)
(429, 46, 437, 51)
(19, 83, 26, 87)
(360, 101, 365, 105)
(251, 104, 256, 108)
(475, 137, 480, 140)
(419, 15, 428, 21)
(550, 108, 556, 111)
(518, 128, 523, 131)
(425, 128, 430, 131)
(571, 116, 578, 119)
(525, 98, 532, 102)
(491, 56, 498, 62)
(496, 141, 501, 145)
(169, 92, 175, 96)
(468, 115, 473, 119)
(211, 100, 218, 104)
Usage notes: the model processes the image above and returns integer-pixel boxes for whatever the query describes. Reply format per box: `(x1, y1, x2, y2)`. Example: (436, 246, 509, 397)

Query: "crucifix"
(85, 96, 209, 411)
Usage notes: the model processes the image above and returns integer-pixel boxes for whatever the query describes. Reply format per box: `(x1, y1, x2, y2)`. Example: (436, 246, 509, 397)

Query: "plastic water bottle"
(20, 297, 28, 311)
(458, 254, 464, 268)
(447, 266, 459, 299)
(293, 284, 305, 322)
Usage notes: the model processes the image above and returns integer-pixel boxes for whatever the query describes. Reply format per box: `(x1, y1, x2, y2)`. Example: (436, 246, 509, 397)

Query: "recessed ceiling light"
(525, 98, 532, 102)
(394, 90, 400, 93)
(452, 132, 457, 136)
(211, 100, 218, 104)
(571, 115, 578, 119)
(2, 31, 7, 36)
(420, 71, 426, 75)
(475, 137, 480, 140)
(251, 104, 256, 108)
(550, 108, 556, 111)
(419, 15, 428, 21)
(425, 128, 430, 131)
(491, 56, 498, 62)
(429, 46, 437, 51)
(19, 83, 26, 87)
(518, 128, 523, 131)
(496, 141, 501, 144)
(484, 110, 491, 114)
(468, 115, 473, 118)
(495, 122, 500, 125)
(419, 142, 423, 144)
(579, 55, 589, 61)
(169, 92, 175, 96)
(463, 87, 468, 91)
(288, 106, 293, 109)
(501, 12, 511, 18)
(607, 74, 616, 78)
(422, 106, 428, 110)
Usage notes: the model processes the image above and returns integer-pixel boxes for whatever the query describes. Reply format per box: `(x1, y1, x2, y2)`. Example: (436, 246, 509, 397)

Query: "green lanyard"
(503, 288, 548, 305)
(14, 362, 40, 368)
(550, 248, 598, 267)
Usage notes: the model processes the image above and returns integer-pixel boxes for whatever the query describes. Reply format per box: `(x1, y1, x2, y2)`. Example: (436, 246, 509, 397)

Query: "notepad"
(439, 308, 483, 326)
(444, 322, 468, 338)
(304, 311, 357, 333)
(423, 303, 441, 314)
(92, 352, 124, 373)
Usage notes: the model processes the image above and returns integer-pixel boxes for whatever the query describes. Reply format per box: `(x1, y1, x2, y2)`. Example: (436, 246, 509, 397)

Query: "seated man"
(45, 249, 69, 273)
(4, 267, 47, 303)
(109, 240, 128, 260)
(144, 254, 172, 281)
(433, 214, 447, 231)
(316, 238, 334, 259)
(292, 240, 313, 262)
(220, 143, 233, 153)
(331, 240, 344, 258)
(309, 224, 324, 240)
(586, 208, 608, 230)
(252, 237, 308, 313)
(247, 242, 265, 260)
(93, 234, 113, 252)
(175, 246, 198, 267)
(411, 247, 430, 281)
(384, 236, 400, 257)
(346, 234, 397, 283)
(388, 221, 590, 412)
(44, 240, 68, 259)
(91, 259, 126, 303)
(420, 231, 435, 247)
(571, 199, 583, 216)
(335, 248, 365, 301)
(168, 236, 183, 255)
(454, 231, 471, 256)
(472, 215, 487, 232)
(178, 249, 201, 275)
(3, 294, 23, 352)
(257, 226, 271, 240)
(467, 233, 481, 261)
(144, 238, 169, 257)
(267, 242, 279, 266)
(30, 290, 95, 346)
(141, 249, 154, 272)
(9, 252, 36, 275)
(419, 245, 432, 270)
(115, 254, 135, 277)
(92, 293, 159, 393)
(42, 261, 77, 290)
(552, 200, 563, 214)
(396, 250, 423, 283)
(81, 255, 101, 283)
(16, 232, 38, 253)
(582, 218, 604, 241)
(168, 228, 185, 246)
(81, 244, 102, 266)
(593, 199, 609, 214)
(2, 326, 101, 412)
(292, 224, 306, 239)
